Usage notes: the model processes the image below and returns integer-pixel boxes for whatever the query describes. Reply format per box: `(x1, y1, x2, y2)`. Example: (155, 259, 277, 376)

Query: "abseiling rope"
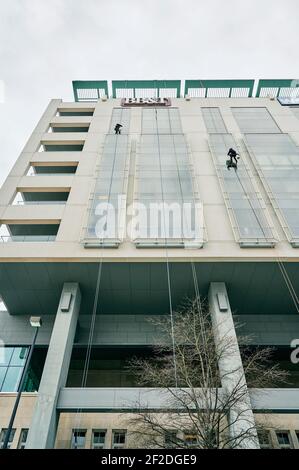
(73, 106, 127, 439)
(154, 104, 178, 388)
(233, 160, 299, 314)
(168, 106, 211, 381)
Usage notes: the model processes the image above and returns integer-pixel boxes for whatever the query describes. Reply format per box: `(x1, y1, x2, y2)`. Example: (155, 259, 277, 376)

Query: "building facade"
(0, 79, 299, 449)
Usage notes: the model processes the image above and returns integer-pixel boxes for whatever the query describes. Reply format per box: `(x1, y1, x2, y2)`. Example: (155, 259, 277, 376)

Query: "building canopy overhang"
(0, 261, 298, 316)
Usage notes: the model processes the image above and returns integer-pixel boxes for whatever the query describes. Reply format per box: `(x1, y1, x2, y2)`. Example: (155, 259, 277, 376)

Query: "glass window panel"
(232, 107, 281, 133)
(245, 133, 299, 243)
(10, 347, 28, 366)
(291, 107, 299, 120)
(209, 133, 274, 245)
(0, 347, 13, 366)
(0, 366, 7, 389)
(1, 366, 23, 391)
(18, 429, 29, 449)
(276, 431, 292, 448)
(135, 109, 201, 245)
(92, 430, 106, 448)
(71, 430, 86, 449)
(113, 431, 126, 444)
(85, 133, 129, 244)
(202, 108, 227, 133)
(109, 108, 130, 134)
(0, 429, 15, 449)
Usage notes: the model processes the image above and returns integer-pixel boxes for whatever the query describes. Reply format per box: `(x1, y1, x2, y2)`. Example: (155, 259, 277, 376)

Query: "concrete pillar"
(26, 283, 81, 449)
(208, 282, 259, 449)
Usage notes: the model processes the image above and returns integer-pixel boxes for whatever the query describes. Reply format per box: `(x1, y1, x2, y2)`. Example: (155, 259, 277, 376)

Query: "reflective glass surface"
(85, 109, 131, 244)
(209, 134, 275, 245)
(135, 108, 203, 245)
(231, 107, 281, 133)
(245, 133, 299, 243)
(202, 108, 227, 133)
(0, 347, 29, 392)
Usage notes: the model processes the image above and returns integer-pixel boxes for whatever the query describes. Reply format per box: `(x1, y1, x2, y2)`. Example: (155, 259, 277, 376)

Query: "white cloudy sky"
(0, 0, 298, 185)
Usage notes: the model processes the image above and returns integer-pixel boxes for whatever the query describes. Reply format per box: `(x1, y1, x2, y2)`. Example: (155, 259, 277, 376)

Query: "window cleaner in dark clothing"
(114, 123, 123, 134)
(227, 147, 240, 170)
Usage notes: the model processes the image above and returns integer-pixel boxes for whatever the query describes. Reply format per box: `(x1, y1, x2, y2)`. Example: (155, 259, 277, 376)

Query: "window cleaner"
(114, 123, 123, 135)
(226, 147, 240, 170)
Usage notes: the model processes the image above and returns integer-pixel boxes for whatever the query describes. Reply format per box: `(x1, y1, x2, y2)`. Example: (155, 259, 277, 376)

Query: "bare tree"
(126, 297, 288, 449)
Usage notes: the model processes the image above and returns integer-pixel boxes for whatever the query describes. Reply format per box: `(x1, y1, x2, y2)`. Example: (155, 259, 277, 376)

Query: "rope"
(73, 105, 127, 440)
(233, 165, 273, 244)
(154, 102, 178, 387)
(231, 151, 299, 313)
(169, 105, 211, 383)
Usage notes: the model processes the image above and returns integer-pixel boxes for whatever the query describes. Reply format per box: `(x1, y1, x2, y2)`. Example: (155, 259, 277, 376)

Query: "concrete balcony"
(57, 387, 299, 413)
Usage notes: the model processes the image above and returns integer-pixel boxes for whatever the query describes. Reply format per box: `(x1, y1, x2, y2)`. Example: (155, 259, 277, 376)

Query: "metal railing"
(0, 235, 56, 242)
(14, 200, 66, 205)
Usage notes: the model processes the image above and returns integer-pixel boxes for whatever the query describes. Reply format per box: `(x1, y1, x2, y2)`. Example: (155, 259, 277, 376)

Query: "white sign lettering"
(121, 97, 171, 106)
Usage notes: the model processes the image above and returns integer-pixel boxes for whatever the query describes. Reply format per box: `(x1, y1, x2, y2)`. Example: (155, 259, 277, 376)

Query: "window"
(84, 131, 129, 247)
(276, 431, 292, 449)
(209, 133, 275, 247)
(142, 108, 182, 134)
(41, 143, 84, 152)
(0, 347, 28, 392)
(27, 164, 78, 175)
(109, 108, 131, 134)
(231, 107, 281, 133)
(12, 191, 69, 206)
(244, 133, 299, 246)
(18, 429, 29, 449)
(71, 430, 86, 449)
(50, 125, 89, 133)
(134, 109, 203, 247)
(290, 107, 299, 120)
(112, 430, 126, 449)
(258, 430, 272, 449)
(202, 108, 227, 133)
(92, 430, 106, 449)
(0, 224, 59, 243)
(0, 429, 16, 449)
(58, 109, 94, 117)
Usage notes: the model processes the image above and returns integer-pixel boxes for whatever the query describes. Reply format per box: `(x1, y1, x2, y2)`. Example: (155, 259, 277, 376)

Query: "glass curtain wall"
(244, 133, 299, 246)
(0, 347, 28, 392)
(134, 108, 203, 247)
(231, 107, 281, 133)
(84, 108, 130, 246)
(204, 108, 275, 247)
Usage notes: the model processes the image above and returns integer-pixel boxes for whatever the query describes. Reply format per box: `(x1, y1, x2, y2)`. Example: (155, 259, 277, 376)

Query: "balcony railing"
(0, 235, 56, 242)
(14, 201, 66, 205)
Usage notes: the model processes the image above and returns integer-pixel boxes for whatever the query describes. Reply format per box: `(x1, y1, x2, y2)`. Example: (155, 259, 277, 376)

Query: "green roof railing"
(73, 81, 109, 102)
(256, 79, 299, 98)
(184, 79, 255, 98)
(72, 79, 299, 101)
(111, 80, 181, 98)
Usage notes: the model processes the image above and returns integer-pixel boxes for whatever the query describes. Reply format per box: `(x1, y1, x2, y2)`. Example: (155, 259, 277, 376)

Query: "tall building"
(0, 79, 299, 449)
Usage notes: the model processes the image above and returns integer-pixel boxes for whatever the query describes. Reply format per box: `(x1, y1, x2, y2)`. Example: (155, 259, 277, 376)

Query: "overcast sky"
(0, 0, 298, 185)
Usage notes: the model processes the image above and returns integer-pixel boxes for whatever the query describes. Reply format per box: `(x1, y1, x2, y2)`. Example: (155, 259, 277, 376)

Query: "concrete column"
(26, 283, 81, 449)
(208, 282, 259, 449)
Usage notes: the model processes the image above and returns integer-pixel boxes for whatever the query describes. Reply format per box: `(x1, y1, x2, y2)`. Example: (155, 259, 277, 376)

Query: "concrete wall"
(0, 393, 298, 449)
(1, 311, 298, 346)
(235, 314, 299, 345)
